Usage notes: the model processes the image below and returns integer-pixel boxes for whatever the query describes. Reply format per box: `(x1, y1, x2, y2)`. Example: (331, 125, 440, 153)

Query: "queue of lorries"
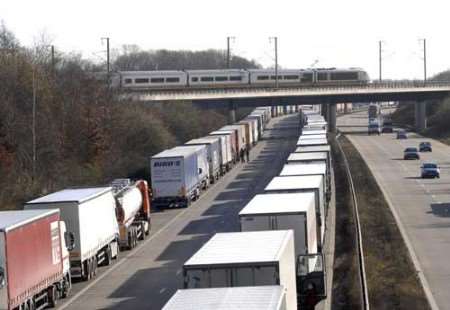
(162, 108, 331, 310)
(0, 105, 300, 310)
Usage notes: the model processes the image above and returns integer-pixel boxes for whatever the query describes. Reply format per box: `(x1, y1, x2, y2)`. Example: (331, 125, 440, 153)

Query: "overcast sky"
(1, 0, 449, 80)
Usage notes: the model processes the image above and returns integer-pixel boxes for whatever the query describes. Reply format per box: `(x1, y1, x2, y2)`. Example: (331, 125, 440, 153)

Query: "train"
(109, 68, 370, 90)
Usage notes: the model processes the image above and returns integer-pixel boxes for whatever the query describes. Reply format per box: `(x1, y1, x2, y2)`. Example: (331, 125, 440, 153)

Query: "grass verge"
(339, 135, 430, 310)
(330, 137, 362, 310)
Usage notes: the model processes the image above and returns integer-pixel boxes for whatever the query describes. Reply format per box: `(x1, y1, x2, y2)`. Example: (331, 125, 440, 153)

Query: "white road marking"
(159, 288, 166, 294)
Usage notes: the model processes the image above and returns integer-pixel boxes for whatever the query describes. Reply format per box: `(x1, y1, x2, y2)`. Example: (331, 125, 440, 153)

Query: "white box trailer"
(176, 145, 209, 189)
(220, 125, 245, 153)
(287, 152, 328, 166)
(183, 230, 297, 310)
(298, 134, 327, 141)
(185, 137, 221, 183)
(244, 117, 259, 144)
(239, 193, 318, 255)
(265, 176, 326, 251)
(162, 286, 286, 310)
(208, 132, 233, 171)
(247, 114, 264, 139)
(24, 187, 119, 281)
(301, 129, 327, 136)
(296, 138, 328, 147)
(151, 147, 201, 208)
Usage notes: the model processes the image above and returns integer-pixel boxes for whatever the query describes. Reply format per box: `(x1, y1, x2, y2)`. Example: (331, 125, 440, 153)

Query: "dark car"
(421, 162, 440, 178)
(419, 142, 432, 152)
(397, 130, 407, 139)
(404, 147, 420, 160)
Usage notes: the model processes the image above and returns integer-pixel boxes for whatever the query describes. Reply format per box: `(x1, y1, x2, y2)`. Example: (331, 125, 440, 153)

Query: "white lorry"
(151, 147, 202, 208)
(183, 230, 297, 310)
(25, 187, 119, 281)
(0, 209, 74, 310)
(239, 193, 327, 304)
(185, 137, 221, 183)
(177, 145, 210, 189)
(111, 179, 152, 250)
(265, 175, 326, 252)
(162, 286, 287, 310)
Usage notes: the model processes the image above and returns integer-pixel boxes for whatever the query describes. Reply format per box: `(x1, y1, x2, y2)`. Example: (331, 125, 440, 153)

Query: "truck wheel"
(128, 231, 134, 250)
(139, 223, 146, 240)
(48, 286, 58, 307)
(81, 260, 90, 281)
(104, 245, 112, 266)
(61, 274, 71, 298)
(92, 256, 98, 277)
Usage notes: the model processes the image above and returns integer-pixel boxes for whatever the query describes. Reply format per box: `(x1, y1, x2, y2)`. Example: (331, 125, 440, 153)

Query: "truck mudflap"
(297, 253, 327, 307)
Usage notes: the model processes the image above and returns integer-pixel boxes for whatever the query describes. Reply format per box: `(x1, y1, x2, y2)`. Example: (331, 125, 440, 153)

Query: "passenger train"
(111, 68, 369, 90)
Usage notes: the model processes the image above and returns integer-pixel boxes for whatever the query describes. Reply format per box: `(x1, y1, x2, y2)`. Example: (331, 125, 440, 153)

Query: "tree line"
(0, 23, 257, 210)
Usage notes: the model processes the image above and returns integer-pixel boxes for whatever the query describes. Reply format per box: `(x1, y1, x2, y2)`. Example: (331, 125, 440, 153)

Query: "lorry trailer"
(0, 209, 74, 310)
(210, 130, 237, 163)
(183, 230, 297, 310)
(208, 131, 233, 171)
(151, 147, 203, 208)
(264, 175, 326, 251)
(185, 137, 221, 183)
(162, 286, 287, 310)
(176, 145, 210, 189)
(25, 187, 120, 281)
(111, 179, 151, 250)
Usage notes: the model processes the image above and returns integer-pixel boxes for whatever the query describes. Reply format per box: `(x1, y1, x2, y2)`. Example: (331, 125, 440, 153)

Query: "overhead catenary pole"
(423, 38, 427, 82)
(101, 37, 110, 85)
(379, 40, 382, 82)
(270, 37, 279, 88)
(226, 36, 235, 69)
(32, 68, 37, 180)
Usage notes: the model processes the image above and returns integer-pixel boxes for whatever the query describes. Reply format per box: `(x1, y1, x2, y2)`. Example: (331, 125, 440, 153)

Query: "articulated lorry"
(151, 147, 203, 208)
(111, 179, 151, 250)
(25, 187, 119, 281)
(239, 193, 326, 306)
(185, 137, 221, 183)
(0, 209, 74, 310)
(183, 230, 297, 310)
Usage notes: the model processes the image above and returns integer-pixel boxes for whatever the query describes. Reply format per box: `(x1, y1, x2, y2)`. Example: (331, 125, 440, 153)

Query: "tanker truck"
(111, 179, 152, 250)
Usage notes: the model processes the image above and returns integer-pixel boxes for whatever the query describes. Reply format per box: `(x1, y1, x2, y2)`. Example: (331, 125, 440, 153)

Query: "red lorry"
(0, 209, 74, 310)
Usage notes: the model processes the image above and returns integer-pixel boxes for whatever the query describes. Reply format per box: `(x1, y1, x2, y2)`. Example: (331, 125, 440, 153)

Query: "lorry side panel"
(78, 193, 118, 262)
(6, 213, 62, 309)
(276, 215, 306, 256)
(278, 235, 297, 310)
(0, 233, 6, 310)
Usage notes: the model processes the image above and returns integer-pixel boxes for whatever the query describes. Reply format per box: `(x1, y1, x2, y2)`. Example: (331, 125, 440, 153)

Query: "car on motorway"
(419, 141, 432, 152)
(404, 147, 420, 160)
(368, 122, 381, 135)
(397, 130, 407, 139)
(421, 162, 440, 178)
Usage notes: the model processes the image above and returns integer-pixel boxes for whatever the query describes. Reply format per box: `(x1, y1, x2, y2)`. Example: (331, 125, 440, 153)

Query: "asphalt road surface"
(58, 114, 302, 310)
(338, 110, 450, 309)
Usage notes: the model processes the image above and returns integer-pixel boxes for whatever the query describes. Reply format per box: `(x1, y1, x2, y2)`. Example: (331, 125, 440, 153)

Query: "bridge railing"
(125, 80, 450, 99)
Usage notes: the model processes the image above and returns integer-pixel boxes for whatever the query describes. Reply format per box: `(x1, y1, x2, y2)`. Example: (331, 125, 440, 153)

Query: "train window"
(330, 72, 358, 80)
(215, 76, 228, 81)
(135, 78, 149, 84)
(191, 77, 199, 82)
(317, 73, 328, 81)
(150, 78, 165, 83)
(201, 77, 214, 82)
(124, 78, 132, 84)
(257, 76, 269, 80)
(284, 75, 299, 80)
(271, 76, 282, 80)
(230, 76, 242, 81)
(301, 73, 313, 82)
(166, 77, 180, 83)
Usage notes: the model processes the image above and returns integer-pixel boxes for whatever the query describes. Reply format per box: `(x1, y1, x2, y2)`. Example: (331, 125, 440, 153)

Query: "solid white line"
(159, 288, 166, 294)
(58, 206, 192, 309)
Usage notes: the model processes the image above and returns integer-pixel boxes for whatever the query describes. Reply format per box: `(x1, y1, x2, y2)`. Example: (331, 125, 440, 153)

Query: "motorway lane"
(59, 114, 301, 310)
(338, 111, 450, 309)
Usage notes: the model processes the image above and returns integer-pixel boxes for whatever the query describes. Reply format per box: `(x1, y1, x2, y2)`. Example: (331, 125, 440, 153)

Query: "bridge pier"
(228, 100, 236, 124)
(344, 103, 349, 114)
(415, 101, 427, 132)
(329, 104, 337, 133)
(321, 103, 328, 120)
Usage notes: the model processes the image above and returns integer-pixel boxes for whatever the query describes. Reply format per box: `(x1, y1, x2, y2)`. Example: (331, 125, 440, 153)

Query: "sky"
(1, 0, 449, 80)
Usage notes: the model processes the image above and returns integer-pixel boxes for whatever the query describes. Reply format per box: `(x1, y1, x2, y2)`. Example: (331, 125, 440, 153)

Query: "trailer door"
(276, 214, 306, 257)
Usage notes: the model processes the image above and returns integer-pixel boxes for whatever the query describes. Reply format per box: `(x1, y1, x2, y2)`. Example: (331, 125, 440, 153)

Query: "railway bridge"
(121, 81, 450, 132)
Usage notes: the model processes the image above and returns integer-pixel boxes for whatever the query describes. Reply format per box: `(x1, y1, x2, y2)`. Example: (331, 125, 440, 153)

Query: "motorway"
(338, 110, 450, 309)
(58, 114, 303, 310)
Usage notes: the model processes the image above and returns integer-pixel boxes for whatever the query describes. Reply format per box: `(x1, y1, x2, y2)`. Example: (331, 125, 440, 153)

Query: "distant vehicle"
(382, 117, 394, 133)
(368, 104, 380, 119)
(397, 130, 407, 139)
(368, 122, 381, 135)
(421, 162, 440, 178)
(404, 147, 420, 160)
(419, 141, 432, 152)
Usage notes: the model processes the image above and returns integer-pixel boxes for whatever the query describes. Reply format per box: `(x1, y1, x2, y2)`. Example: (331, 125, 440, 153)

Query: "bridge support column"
(228, 100, 236, 124)
(321, 103, 328, 120)
(329, 104, 337, 133)
(344, 103, 349, 114)
(415, 101, 427, 132)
